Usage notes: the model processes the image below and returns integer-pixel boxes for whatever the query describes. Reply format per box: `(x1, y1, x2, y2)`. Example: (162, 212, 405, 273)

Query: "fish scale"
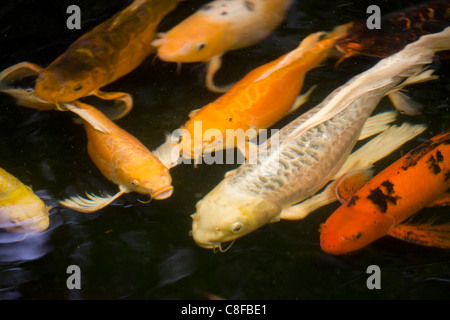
(191, 27, 450, 250)
(227, 89, 387, 206)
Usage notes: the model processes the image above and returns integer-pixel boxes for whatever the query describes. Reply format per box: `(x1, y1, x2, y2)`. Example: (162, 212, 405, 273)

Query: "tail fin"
(388, 223, 450, 249)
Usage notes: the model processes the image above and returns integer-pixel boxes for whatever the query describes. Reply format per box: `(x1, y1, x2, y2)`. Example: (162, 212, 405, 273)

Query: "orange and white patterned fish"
(152, 0, 294, 92)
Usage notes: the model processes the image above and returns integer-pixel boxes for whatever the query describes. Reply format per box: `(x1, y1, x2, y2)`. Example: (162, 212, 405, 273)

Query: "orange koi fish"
(59, 101, 173, 213)
(320, 131, 450, 255)
(0, 0, 182, 119)
(155, 27, 349, 167)
(152, 0, 294, 92)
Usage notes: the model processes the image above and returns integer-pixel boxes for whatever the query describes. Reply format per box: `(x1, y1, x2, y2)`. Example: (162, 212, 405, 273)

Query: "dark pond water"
(0, 0, 449, 300)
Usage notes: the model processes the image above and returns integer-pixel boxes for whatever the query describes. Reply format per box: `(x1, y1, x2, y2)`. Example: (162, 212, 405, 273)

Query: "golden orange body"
(320, 131, 450, 254)
(154, 0, 294, 63)
(76, 102, 173, 200)
(177, 31, 342, 157)
(35, 0, 181, 104)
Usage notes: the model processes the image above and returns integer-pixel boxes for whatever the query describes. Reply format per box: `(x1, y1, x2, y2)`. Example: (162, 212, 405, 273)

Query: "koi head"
(191, 180, 279, 251)
(116, 156, 174, 200)
(0, 198, 50, 234)
(35, 51, 107, 103)
(319, 204, 395, 255)
(152, 14, 233, 63)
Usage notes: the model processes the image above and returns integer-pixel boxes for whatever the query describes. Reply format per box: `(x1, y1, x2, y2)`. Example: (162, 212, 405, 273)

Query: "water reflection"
(0, 0, 449, 300)
(157, 248, 197, 287)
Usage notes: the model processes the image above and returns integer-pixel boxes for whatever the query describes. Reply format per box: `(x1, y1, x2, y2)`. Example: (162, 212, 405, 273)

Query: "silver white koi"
(190, 27, 450, 251)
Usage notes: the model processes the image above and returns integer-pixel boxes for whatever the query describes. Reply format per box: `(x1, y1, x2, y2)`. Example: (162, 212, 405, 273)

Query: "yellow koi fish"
(152, 0, 294, 92)
(0, 167, 50, 233)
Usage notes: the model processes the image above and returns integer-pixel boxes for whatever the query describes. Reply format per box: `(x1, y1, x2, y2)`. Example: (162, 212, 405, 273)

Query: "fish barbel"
(191, 27, 450, 250)
(0, 168, 50, 233)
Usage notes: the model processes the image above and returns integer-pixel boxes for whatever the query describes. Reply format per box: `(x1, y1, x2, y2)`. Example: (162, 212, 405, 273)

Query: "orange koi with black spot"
(320, 130, 450, 255)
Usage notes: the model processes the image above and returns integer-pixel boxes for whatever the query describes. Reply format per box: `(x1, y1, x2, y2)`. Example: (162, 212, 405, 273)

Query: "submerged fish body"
(155, 29, 347, 167)
(154, 0, 294, 62)
(336, 0, 450, 61)
(320, 131, 450, 255)
(59, 102, 173, 213)
(34, 0, 181, 105)
(0, 168, 50, 233)
(191, 27, 450, 250)
(152, 0, 294, 91)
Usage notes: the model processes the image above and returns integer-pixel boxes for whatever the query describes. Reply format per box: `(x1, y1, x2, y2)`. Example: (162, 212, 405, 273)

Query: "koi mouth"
(152, 185, 174, 200)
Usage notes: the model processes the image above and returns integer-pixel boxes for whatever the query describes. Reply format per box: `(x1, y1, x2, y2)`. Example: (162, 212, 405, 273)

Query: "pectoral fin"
(93, 90, 133, 120)
(333, 169, 374, 204)
(288, 85, 317, 113)
(358, 111, 397, 141)
(205, 55, 233, 93)
(388, 223, 450, 249)
(335, 122, 427, 177)
(59, 189, 126, 213)
(281, 123, 428, 219)
(387, 91, 422, 116)
(0, 62, 54, 110)
(280, 182, 336, 220)
(385, 69, 438, 116)
(188, 108, 201, 118)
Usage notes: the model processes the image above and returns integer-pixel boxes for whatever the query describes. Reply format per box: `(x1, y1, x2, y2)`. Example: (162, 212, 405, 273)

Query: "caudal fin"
(388, 223, 450, 249)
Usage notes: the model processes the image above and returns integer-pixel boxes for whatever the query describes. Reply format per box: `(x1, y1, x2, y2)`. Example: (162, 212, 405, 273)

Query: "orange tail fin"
(388, 223, 450, 249)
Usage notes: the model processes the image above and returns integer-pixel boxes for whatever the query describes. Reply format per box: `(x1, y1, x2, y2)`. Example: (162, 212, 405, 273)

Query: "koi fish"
(320, 131, 450, 255)
(190, 27, 450, 251)
(0, 167, 50, 233)
(59, 101, 173, 213)
(0, 0, 182, 119)
(152, 0, 294, 92)
(154, 26, 349, 167)
(335, 0, 450, 63)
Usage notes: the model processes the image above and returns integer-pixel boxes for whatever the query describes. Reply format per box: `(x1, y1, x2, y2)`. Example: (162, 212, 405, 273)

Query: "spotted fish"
(190, 27, 450, 251)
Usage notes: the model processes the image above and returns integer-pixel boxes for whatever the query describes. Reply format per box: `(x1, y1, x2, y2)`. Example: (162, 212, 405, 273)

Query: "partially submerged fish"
(152, 0, 294, 92)
(59, 102, 173, 213)
(320, 131, 450, 255)
(1, 0, 182, 119)
(335, 0, 450, 63)
(154, 27, 349, 167)
(0, 167, 50, 233)
(190, 27, 450, 251)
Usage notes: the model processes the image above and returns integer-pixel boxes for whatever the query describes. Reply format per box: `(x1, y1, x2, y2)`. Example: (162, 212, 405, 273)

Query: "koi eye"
(73, 84, 83, 92)
(230, 222, 243, 233)
(130, 179, 138, 186)
(197, 42, 206, 51)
